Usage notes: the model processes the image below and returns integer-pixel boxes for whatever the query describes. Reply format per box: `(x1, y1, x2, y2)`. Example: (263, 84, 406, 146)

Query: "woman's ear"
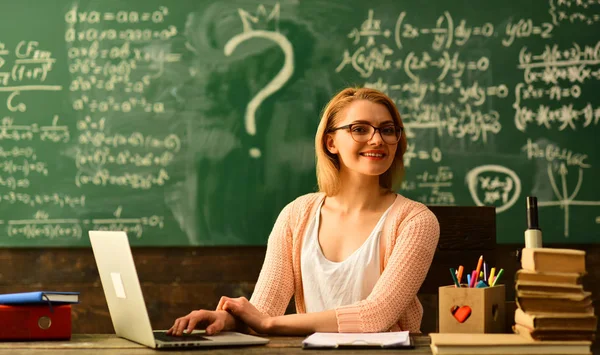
(326, 134, 338, 154)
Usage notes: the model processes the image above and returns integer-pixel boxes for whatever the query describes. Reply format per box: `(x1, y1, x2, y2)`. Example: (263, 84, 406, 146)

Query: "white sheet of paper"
(303, 331, 410, 347)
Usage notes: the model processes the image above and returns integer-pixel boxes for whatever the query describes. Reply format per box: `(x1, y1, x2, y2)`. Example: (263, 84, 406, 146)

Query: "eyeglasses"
(328, 123, 403, 145)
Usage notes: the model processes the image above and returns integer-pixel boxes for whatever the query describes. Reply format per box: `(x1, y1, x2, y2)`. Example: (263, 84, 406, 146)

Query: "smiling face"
(326, 100, 399, 178)
(315, 87, 407, 195)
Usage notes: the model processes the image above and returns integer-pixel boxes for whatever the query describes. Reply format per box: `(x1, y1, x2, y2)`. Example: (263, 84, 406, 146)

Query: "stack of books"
(430, 333, 592, 355)
(514, 248, 597, 342)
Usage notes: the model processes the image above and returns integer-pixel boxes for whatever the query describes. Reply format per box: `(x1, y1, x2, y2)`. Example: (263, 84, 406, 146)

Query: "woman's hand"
(166, 309, 234, 336)
(217, 296, 273, 334)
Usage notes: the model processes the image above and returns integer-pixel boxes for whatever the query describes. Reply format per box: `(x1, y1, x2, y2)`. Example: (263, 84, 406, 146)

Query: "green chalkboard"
(0, 0, 598, 246)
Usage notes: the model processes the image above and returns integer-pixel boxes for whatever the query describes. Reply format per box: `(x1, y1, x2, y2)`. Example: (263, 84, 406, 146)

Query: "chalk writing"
(75, 169, 169, 189)
(538, 163, 600, 237)
(520, 44, 600, 85)
(0, 146, 35, 159)
(502, 19, 554, 47)
(403, 143, 443, 168)
(514, 102, 600, 131)
(0, 176, 29, 190)
(394, 11, 494, 51)
(63, 5, 182, 204)
(522, 139, 591, 168)
(75, 149, 174, 168)
(0, 116, 69, 142)
(336, 44, 393, 78)
(514, 41, 600, 131)
(0, 41, 62, 111)
(415, 166, 455, 205)
(400, 102, 501, 144)
(0, 192, 85, 208)
(518, 42, 600, 72)
(72, 95, 166, 113)
(0, 5, 183, 243)
(77, 131, 181, 152)
(64, 7, 169, 24)
(65, 27, 178, 42)
(348, 9, 391, 47)
(0, 160, 48, 177)
(7, 221, 82, 240)
(549, 0, 600, 25)
(4, 210, 164, 239)
(467, 165, 522, 213)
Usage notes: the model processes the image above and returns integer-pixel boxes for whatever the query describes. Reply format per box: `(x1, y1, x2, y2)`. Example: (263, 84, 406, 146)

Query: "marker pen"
(524, 196, 542, 248)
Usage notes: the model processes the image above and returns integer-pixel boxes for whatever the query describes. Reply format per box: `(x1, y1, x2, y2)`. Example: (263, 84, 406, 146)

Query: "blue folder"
(0, 291, 79, 304)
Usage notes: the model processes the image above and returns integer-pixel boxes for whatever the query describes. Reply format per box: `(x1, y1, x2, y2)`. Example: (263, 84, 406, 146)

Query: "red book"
(0, 304, 71, 340)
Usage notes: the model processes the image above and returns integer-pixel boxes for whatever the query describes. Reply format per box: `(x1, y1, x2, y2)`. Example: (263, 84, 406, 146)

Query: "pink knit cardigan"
(249, 192, 440, 333)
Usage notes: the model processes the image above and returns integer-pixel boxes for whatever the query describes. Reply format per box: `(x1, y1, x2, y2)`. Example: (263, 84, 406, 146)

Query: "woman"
(167, 87, 440, 336)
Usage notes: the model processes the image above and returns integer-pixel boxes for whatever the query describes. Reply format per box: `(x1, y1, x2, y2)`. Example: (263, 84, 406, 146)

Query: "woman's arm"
(268, 310, 338, 335)
(228, 202, 297, 318)
(221, 296, 338, 335)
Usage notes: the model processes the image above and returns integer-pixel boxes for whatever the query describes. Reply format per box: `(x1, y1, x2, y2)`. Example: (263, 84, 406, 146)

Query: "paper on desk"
(302, 331, 410, 348)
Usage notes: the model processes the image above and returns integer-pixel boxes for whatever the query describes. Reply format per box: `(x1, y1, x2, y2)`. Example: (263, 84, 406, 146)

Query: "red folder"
(0, 304, 71, 340)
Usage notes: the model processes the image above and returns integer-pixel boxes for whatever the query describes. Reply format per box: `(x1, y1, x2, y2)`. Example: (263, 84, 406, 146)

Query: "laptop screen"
(89, 231, 158, 348)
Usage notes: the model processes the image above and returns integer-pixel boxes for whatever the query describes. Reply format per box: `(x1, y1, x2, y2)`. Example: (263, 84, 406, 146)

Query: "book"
(302, 331, 412, 349)
(0, 304, 71, 340)
(514, 307, 598, 331)
(515, 269, 583, 285)
(521, 248, 586, 274)
(514, 323, 596, 342)
(430, 333, 592, 354)
(515, 281, 584, 295)
(516, 291, 594, 314)
(0, 291, 79, 305)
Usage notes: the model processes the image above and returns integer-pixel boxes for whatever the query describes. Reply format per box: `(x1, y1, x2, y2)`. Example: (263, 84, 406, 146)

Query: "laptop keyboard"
(153, 331, 210, 342)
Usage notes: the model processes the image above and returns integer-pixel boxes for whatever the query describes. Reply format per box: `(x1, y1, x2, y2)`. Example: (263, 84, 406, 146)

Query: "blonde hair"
(315, 87, 407, 196)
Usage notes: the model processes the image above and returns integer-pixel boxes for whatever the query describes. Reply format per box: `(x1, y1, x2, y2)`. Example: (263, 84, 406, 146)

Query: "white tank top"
(301, 198, 393, 313)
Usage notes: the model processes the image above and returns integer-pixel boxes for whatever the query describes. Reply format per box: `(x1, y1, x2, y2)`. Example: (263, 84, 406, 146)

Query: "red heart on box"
(450, 305, 472, 323)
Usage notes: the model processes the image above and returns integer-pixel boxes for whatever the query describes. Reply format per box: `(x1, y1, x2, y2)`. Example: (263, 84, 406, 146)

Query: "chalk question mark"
(224, 30, 294, 158)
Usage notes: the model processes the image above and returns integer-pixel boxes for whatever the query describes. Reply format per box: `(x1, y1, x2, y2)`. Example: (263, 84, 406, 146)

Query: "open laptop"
(89, 230, 270, 349)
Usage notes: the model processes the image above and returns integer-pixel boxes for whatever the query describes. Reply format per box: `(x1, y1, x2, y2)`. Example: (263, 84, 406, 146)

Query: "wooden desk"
(0, 334, 433, 354)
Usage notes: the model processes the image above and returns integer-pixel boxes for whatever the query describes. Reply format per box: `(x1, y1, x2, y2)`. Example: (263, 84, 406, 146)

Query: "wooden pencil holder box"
(438, 284, 505, 333)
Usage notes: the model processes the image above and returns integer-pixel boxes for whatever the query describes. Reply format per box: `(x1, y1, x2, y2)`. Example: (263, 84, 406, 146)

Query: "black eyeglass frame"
(328, 123, 404, 144)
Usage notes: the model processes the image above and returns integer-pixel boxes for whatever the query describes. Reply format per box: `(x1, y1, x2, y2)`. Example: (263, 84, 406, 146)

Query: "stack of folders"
(514, 248, 597, 342)
(0, 291, 80, 340)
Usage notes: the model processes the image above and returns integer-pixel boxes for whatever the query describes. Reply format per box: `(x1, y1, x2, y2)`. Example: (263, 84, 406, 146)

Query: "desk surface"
(0, 334, 433, 354)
